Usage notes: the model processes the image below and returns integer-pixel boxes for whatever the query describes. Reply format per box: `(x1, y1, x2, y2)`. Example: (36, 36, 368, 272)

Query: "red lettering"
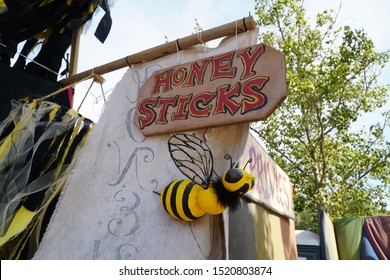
(214, 83, 240, 115)
(138, 97, 158, 129)
(183, 58, 212, 87)
(156, 97, 177, 124)
(241, 76, 269, 114)
(172, 94, 192, 121)
(189, 92, 215, 117)
(236, 45, 265, 79)
(151, 69, 174, 93)
(211, 52, 236, 80)
(172, 68, 187, 86)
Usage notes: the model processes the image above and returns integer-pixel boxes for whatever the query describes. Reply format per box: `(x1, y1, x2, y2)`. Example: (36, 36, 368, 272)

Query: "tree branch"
(345, 151, 390, 190)
(342, 109, 390, 185)
(316, 107, 327, 184)
(250, 126, 311, 179)
(320, 0, 342, 43)
(270, 0, 287, 46)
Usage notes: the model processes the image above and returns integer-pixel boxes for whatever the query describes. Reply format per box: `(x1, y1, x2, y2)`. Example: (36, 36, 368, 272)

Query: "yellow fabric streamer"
(0, 206, 35, 247)
(0, 100, 94, 259)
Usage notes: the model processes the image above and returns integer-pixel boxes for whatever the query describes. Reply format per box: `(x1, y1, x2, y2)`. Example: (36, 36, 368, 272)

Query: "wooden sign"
(134, 43, 286, 136)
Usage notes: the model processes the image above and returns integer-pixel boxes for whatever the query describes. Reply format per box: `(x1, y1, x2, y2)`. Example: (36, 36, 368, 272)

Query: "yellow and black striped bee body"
(160, 179, 206, 221)
(159, 134, 255, 221)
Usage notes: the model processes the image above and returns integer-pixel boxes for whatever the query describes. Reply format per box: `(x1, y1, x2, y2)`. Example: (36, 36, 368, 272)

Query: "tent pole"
(59, 16, 256, 86)
(67, 28, 82, 107)
(69, 28, 81, 77)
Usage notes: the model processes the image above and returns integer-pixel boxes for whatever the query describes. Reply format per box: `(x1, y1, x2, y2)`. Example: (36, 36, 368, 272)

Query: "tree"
(252, 0, 390, 231)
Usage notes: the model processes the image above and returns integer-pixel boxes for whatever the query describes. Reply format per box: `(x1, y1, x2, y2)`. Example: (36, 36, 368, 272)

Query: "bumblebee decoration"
(158, 133, 255, 222)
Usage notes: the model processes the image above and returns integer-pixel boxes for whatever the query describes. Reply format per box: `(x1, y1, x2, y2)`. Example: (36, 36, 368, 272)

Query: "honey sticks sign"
(134, 43, 286, 136)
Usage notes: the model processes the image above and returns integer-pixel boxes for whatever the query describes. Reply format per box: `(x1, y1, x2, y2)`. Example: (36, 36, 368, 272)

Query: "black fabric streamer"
(0, 64, 69, 123)
(0, 0, 111, 81)
(94, 0, 112, 43)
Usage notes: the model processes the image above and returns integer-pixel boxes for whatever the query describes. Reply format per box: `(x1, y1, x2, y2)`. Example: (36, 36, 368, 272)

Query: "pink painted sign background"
(242, 132, 295, 219)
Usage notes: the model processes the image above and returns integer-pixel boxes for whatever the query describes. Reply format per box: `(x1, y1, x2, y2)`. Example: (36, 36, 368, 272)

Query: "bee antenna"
(243, 158, 252, 170)
(153, 190, 161, 196)
(224, 154, 233, 168)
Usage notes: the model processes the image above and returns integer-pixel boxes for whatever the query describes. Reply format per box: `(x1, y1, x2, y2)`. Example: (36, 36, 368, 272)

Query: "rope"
(34, 71, 106, 113)
(235, 20, 238, 50)
(76, 72, 106, 112)
(76, 78, 94, 112)
(34, 73, 94, 102)
(196, 31, 207, 54)
(175, 39, 182, 65)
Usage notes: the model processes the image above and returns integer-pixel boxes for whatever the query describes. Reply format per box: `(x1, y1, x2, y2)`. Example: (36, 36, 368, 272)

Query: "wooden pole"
(60, 16, 256, 86)
(67, 28, 82, 106)
(69, 28, 81, 76)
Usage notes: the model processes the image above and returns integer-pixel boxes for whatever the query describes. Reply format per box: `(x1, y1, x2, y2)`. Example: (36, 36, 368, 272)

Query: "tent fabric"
(251, 202, 297, 260)
(364, 216, 390, 260)
(361, 230, 379, 260)
(319, 211, 389, 260)
(319, 210, 339, 260)
(333, 217, 364, 260)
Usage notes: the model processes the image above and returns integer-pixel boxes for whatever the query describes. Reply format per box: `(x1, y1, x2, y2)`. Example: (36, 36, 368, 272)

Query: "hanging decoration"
(158, 133, 255, 222)
(0, 100, 93, 259)
(0, 0, 113, 127)
(0, 0, 112, 81)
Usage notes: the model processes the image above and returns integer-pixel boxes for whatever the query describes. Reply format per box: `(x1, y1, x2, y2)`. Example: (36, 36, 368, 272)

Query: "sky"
(70, 0, 390, 122)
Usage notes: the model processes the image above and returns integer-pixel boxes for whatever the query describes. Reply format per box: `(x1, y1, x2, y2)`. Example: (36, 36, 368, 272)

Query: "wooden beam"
(69, 28, 81, 76)
(60, 16, 256, 86)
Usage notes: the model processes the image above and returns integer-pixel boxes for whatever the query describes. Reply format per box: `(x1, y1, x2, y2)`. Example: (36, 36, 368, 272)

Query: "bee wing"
(168, 134, 213, 187)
